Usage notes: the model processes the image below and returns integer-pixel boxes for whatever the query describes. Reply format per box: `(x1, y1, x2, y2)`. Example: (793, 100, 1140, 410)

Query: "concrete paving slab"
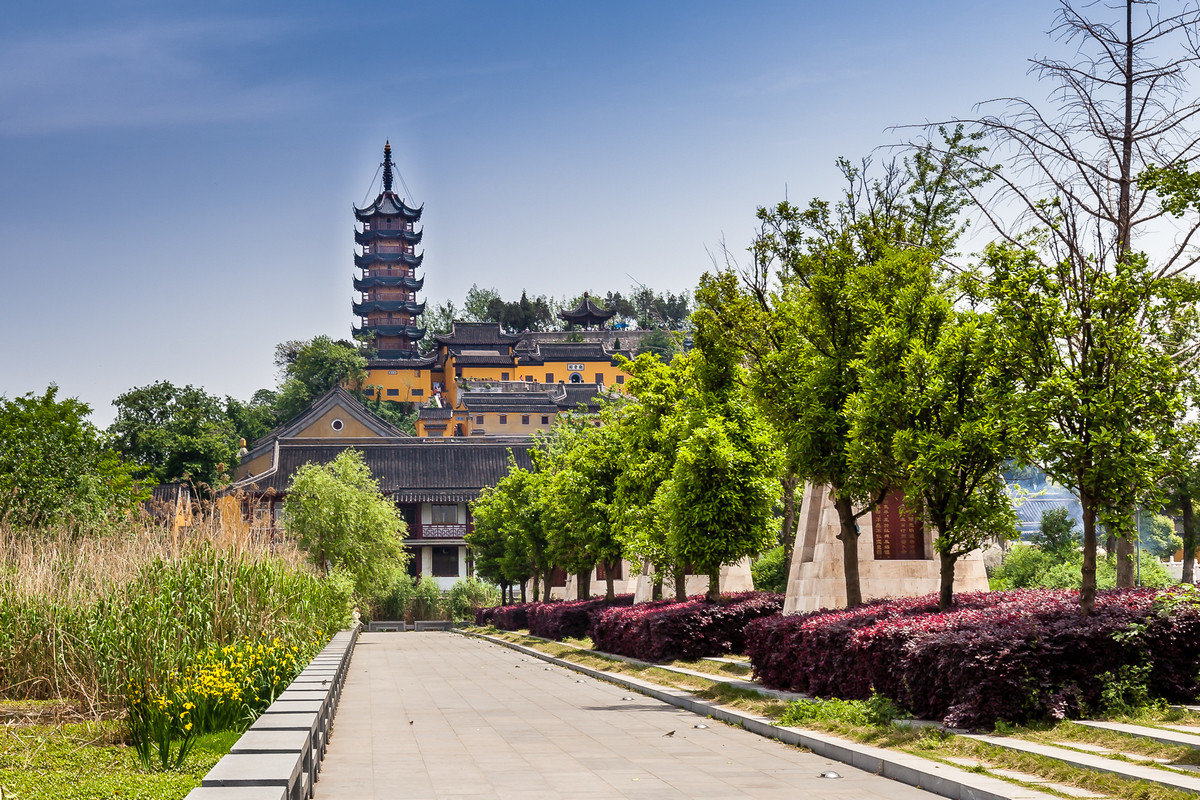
(313, 632, 942, 799)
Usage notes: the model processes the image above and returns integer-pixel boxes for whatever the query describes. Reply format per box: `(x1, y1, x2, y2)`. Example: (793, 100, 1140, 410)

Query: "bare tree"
(962, 1, 1200, 276)
(922, 1, 1200, 608)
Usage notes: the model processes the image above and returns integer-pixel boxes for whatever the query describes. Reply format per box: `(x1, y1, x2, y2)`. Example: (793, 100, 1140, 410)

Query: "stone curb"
(185, 625, 361, 800)
(464, 630, 1060, 800)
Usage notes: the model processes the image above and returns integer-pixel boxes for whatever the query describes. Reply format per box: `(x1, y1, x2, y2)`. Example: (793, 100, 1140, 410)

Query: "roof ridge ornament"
(382, 140, 394, 192)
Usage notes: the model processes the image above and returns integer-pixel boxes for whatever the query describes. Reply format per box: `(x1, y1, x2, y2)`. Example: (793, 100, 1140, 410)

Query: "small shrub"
(409, 576, 446, 621)
(446, 579, 501, 622)
(751, 546, 789, 593)
(778, 692, 905, 728)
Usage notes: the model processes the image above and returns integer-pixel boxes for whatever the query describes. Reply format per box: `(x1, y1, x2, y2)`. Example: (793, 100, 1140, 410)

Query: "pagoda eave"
(354, 251, 423, 269)
(354, 274, 424, 292)
(355, 228, 423, 246)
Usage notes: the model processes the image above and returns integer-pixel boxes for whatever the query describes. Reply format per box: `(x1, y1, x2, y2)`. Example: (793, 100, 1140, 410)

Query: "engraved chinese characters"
(872, 489, 926, 560)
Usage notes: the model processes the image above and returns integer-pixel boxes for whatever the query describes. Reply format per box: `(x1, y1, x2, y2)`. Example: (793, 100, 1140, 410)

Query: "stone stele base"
(783, 482, 988, 615)
(632, 557, 753, 603)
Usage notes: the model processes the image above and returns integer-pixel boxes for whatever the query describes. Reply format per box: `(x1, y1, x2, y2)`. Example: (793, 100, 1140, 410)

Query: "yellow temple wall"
(362, 367, 433, 403)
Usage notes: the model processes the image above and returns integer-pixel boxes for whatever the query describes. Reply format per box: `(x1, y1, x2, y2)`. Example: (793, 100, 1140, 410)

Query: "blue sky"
(0, 1, 1053, 425)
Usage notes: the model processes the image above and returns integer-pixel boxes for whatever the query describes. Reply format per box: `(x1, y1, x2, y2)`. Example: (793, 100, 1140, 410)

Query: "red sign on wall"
(872, 489, 926, 560)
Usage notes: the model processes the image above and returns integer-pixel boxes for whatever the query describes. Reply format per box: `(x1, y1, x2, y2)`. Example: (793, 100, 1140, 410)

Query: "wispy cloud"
(0, 17, 316, 135)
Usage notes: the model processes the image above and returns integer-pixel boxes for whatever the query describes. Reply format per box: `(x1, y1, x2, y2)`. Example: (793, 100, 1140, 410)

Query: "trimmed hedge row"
(592, 592, 784, 662)
(527, 595, 635, 640)
(476, 595, 634, 637)
(746, 588, 1200, 728)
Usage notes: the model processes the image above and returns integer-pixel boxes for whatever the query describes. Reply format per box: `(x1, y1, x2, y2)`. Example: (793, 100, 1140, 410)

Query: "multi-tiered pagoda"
(352, 141, 426, 359)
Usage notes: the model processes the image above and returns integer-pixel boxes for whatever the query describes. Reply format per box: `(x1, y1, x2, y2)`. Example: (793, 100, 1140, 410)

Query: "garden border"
(463, 630, 1060, 800)
(183, 625, 361, 800)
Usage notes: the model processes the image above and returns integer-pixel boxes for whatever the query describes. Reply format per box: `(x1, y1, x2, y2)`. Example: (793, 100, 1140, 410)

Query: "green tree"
(273, 336, 367, 422)
(108, 381, 239, 491)
(667, 337, 781, 601)
(609, 354, 688, 599)
(463, 284, 501, 322)
(983, 244, 1185, 613)
(1033, 507, 1080, 557)
(282, 449, 407, 597)
(539, 417, 625, 600)
(469, 458, 550, 602)
(942, 1, 1200, 597)
(0, 386, 147, 527)
(849, 293, 1017, 610)
(696, 128, 987, 607)
(224, 389, 278, 449)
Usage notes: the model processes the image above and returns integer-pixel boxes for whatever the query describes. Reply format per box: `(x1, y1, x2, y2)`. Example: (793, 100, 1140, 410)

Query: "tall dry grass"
(0, 503, 351, 716)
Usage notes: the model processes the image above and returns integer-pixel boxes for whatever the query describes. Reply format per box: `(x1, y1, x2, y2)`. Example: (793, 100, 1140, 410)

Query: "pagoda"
(352, 141, 426, 359)
(558, 292, 616, 330)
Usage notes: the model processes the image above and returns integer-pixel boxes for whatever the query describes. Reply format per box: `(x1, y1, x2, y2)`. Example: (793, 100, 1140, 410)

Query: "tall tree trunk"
(531, 571, 540, 602)
(833, 493, 863, 608)
(605, 562, 615, 602)
(1183, 492, 1196, 585)
(1105, 531, 1117, 556)
(1080, 490, 1098, 615)
(675, 563, 687, 601)
(542, 571, 553, 602)
(576, 569, 591, 600)
(519, 579, 527, 603)
(780, 474, 800, 583)
(501, 581, 509, 606)
(653, 576, 663, 601)
(938, 550, 957, 612)
(707, 570, 720, 603)
(1116, 534, 1136, 588)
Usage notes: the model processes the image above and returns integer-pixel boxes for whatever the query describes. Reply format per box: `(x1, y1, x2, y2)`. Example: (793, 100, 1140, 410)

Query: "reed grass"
(0, 508, 351, 717)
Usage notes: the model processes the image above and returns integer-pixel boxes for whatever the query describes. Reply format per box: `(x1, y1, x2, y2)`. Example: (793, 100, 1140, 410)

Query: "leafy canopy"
(282, 448, 407, 597)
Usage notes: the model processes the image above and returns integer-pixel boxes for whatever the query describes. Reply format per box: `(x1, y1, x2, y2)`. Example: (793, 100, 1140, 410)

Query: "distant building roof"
(235, 440, 535, 501)
(460, 393, 561, 413)
(558, 293, 616, 329)
(518, 341, 630, 366)
(434, 321, 523, 348)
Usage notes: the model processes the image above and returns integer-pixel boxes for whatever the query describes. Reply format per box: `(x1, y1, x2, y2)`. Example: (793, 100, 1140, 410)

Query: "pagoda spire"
(382, 140, 394, 192)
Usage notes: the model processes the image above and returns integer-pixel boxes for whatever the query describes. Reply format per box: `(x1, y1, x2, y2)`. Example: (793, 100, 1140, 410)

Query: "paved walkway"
(314, 632, 935, 799)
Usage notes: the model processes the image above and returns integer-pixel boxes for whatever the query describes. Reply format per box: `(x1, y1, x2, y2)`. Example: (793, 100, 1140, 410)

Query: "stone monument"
(783, 482, 988, 614)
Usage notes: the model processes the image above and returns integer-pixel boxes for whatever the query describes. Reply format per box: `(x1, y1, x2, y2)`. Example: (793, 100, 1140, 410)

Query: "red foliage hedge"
(591, 592, 784, 662)
(745, 588, 1200, 728)
(478, 595, 634, 639)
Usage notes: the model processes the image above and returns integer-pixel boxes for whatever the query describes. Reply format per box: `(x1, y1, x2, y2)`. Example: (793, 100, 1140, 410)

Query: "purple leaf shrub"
(745, 588, 1200, 728)
(591, 592, 784, 662)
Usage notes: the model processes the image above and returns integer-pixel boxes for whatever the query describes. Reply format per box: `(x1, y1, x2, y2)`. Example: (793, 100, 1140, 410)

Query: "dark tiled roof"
(238, 440, 535, 496)
(460, 393, 560, 413)
(418, 407, 453, 419)
(559, 294, 616, 325)
(553, 384, 605, 411)
(366, 354, 438, 369)
(517, 342, 632, 365)
(451, 352, 516, 367)
(240, 386, 410, 466)
(434, 321, 522, 347)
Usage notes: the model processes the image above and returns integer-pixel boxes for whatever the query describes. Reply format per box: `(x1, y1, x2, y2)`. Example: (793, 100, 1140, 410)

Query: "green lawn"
(0, 720, 238, 800)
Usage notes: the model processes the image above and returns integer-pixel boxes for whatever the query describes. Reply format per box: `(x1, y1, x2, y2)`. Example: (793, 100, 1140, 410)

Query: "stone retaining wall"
(183, 626, 360, 800)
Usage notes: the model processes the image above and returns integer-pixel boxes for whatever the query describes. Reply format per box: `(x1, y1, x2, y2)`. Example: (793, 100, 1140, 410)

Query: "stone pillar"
(421, 547, 432, 577)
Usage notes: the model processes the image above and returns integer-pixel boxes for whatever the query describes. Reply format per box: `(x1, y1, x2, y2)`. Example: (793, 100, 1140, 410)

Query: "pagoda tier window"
(432, 504, 457, 524)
